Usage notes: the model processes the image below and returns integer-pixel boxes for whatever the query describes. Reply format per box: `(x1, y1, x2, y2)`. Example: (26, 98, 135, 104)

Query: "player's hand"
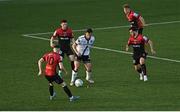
(151, 49, 156, 55)
(125, 47, 129, 52)
(76, 52, 81, 57)
(144, 24, 148, 27)
(38, 71, 43, 76)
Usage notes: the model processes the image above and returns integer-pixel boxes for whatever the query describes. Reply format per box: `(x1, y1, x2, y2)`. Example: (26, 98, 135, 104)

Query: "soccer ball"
(75, 79, 83, 87)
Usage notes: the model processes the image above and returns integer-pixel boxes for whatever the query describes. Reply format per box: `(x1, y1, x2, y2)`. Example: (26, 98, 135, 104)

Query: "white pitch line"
(93, 46, 180, 63)
(22, 34, 180, 63)
(22, 20, 180, 36)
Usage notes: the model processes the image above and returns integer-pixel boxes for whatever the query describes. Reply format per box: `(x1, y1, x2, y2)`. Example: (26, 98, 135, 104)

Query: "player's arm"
(134, 12, 146, 27)
(58, 62, 68, 75)
(70, 38, 75, 45)
(50, 31, 58, 47)
(72, 42, 80, 56)
(139, 16, 146, 27)
(143, 36, 156, 55)
(38, 58, 44, 76)
(126, 38, 131, 51)
(148, 39, 156, 55)
(72, 38, 82, 56)
(50, 37, 55, 47)
(126, 44, 129, 52)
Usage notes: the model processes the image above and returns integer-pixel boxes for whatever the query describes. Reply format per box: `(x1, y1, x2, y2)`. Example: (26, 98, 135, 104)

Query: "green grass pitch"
(0, 0, 180, 110)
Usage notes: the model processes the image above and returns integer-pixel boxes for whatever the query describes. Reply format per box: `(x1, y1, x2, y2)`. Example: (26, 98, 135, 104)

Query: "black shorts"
(60, 47, 74, 58)
(132, 52, 147, 65)
(45, 74, 64, 84)
(138, 28, 143, 34)
(75, 55, 91, 63)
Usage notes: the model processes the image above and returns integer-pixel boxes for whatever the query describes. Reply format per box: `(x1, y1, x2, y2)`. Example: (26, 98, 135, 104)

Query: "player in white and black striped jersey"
(71, 28, 95, 86)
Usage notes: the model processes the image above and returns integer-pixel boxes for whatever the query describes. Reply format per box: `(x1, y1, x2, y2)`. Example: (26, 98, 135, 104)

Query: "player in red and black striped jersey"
(126, 27, 156, 81)
(38, 47, 79, 101)
(50, 20, 76, 82)
(123, 4, 146, 34)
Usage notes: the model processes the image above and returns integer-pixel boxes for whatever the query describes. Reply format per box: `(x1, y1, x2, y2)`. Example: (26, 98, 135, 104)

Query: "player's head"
(85, 28, 93, 39)
(123, 4, 131, 14)
(61, 19, 68, 30)
(129, 27, 138, 37)
(53, 45, 60, 53)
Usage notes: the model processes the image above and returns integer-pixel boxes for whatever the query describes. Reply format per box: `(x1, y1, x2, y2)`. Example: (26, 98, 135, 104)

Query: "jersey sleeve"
(42, 53, 47, 61)
(75, 37, 81, 45)
(143, 36, 149, 43)
(133, 12, 140, 19)
(90, 37, 95, 46)
(69, 29, 74, 38)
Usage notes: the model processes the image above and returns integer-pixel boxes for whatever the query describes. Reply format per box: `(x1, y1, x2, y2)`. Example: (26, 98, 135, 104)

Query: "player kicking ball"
(126, 27, 156, 81)
(70, 28, 95, 86)
(38, 46, 79, 101)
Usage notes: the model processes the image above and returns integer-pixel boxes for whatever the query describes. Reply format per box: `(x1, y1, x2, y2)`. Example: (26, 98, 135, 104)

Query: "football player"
(50, 20, 76, 78)
(126, 27, 156, 81)
(123, 4, 146, 34)
(38, 46, 79, 101)
(70, 28, 95, 86)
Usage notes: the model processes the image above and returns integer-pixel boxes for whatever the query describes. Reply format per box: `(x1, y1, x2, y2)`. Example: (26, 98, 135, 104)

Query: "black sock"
(141, 64, 147, 75)
(63, 86, 72, 98)
(49, 85, 54, 96)
(71, 61, 75, 70)
(137, 68, 142, 74)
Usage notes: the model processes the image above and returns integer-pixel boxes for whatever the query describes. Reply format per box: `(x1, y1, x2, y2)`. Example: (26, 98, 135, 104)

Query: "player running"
(123, 4, 146, 34)
(70, 28, 95, 86)
(50, 19, 75, 78)
(126, 27, 156, 81)
(37, 46, 79, 101)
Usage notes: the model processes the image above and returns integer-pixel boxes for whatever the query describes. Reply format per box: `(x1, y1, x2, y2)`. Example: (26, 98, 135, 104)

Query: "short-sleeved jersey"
(52, 27, 74, 50)
(126, 10, 143, 28)
(75, 35, 95, 56)
(128, 34, 149, 55)
(42, 52, 62, 76)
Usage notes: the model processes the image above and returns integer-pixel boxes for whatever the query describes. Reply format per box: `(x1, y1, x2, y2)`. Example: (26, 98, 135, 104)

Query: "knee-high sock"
(86, 71, 92, 80)
(137, 68, 142, 74)
(49, 85, 54, 96)
(71, 70, 78, 82)
(141, 64, 147, 75)
(71, 61, 75, 70)
(63, 86, 72, 98)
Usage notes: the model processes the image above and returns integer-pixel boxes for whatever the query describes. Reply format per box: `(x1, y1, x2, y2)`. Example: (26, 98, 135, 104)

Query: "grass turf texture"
(0, 0, 180, 111)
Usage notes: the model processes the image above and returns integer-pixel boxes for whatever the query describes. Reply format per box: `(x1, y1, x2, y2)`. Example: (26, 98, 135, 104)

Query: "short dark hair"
(61, 19, 67, 23)
(86, 28, 93, 33)
(123, 4, 130, 8)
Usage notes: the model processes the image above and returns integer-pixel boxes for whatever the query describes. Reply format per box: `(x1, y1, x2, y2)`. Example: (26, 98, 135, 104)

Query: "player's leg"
(54, 75, 79, 101)
(84, 62, 94, 83)
(45, 76, 56, 100)
(49, 82, 56, 100)
(140, 57, 148, 81)
(134, 65, 143, 80)
(68, 54, 75, 70)
(133, 57, 143, 80)
(83, 56, 94, 83)
(70, 57, 80, 86)
(67, 49, 75, 71)
(67, 49, 79, 85)
(58, 52, 65, 77)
